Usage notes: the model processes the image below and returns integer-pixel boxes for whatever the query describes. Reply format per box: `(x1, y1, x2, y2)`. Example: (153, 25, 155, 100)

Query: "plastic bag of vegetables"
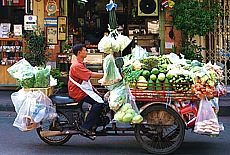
(132, 45, 149, 60)
(20, 71, 35, 88)
(116, 34, 132, 52)
(98, 35, 120, 53)
(7, 58, 34, 84)
(99, 54, 122, 86)
(33, 66, 51, 88)
(114, 85, 143, 124)
(194, 97, 220, 135)
(108, 82, 127, 112)
(13, 90, 56, 132)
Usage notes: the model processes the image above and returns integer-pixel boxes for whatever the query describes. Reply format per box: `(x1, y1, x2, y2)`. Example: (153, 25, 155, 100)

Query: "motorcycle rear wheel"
(37, 111, 72, 145)
(135, 104, 185, 154)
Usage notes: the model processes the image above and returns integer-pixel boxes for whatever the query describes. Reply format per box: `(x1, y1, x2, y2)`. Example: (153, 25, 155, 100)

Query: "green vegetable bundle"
(139, 56, 158, 71)
(7, 58, 51, 88)
(33, 66, 51, 88)
(169, 74, 192, 91)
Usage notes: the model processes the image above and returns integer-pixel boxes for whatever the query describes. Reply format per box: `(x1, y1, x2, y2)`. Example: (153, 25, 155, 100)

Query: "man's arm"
(91, 72, 104, 78)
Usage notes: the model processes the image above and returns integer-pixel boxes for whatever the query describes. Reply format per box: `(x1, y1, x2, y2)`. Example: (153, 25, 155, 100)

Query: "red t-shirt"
(68, 57, 92, 102)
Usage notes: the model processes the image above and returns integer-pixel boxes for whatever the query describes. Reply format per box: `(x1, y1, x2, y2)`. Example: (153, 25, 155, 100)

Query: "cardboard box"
(24, 86, 54, 96)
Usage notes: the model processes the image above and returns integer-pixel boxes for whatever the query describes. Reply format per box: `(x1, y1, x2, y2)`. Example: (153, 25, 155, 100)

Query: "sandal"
(79, 126, 95, 136)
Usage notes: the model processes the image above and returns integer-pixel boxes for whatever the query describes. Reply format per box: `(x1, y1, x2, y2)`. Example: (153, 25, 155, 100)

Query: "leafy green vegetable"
(33, 66, 51, 88)
(139, 56, 158, 71)
(20, 72, 35, 88)
(122, 65, 143, 83)
(151, 68, 159, 75)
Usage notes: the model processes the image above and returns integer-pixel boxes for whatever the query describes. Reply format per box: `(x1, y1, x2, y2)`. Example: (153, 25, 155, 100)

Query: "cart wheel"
(135, 104, 185, 154)
(37, 111, 72, 145)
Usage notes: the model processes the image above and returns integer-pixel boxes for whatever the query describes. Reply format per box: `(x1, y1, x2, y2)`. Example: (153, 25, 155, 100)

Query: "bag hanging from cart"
(194, 97, 220, 136)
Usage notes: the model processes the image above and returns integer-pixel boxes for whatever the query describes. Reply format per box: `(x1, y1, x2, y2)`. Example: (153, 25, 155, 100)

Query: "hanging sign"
(46, 0, 58, 16)
(24, 15, 37, 30)
(14, 24, 23, 37)
(44, 18, 57, 27)
(57, 16, 67, 41)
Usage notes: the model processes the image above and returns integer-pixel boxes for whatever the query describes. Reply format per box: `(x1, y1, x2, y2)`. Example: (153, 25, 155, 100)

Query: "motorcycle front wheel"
(37, 111, 72, 145)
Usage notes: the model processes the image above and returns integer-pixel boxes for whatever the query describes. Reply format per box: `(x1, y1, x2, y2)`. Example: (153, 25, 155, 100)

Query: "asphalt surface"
(0, 111, 229, 155)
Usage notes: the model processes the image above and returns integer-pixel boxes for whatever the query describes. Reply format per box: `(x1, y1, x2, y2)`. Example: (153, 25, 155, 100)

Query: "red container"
(179, 103, 198, 115)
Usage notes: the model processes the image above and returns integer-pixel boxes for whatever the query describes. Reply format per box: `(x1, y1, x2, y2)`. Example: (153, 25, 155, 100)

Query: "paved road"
(0, 112, 229, 155)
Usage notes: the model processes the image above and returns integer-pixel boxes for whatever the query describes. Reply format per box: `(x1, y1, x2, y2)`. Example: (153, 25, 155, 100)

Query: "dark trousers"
(81, 96, 104, 130)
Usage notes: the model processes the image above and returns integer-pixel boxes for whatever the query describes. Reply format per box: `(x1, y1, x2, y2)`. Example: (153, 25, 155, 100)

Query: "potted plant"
(23, 28, 50, 67)
(23, 28, 64, 90)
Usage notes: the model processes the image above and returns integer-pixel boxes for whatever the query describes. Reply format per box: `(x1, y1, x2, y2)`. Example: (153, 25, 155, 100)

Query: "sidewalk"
(0, 86, 229, 116)
(0, 90, 15, 111)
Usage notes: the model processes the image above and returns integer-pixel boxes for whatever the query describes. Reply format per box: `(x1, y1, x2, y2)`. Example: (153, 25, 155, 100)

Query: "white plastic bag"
(108, 82, 127, 112)
(29, 91, 56, 123)
(131, 45, 149, 60)
(99, 54, 122, 86)
(11, 89, 27, 113)
(7, 58, 34, 86)
(113, 84, 143, 124)
(13, 91, 56, 132)
(194, 97, 219, 135)
(13, 92, 38, 132)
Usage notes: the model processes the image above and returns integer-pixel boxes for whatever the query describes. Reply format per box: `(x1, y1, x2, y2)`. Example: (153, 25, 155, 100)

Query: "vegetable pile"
(114, 103, 143, 124)
(7, 59, 51, 88)
(122, 52, 226, 99)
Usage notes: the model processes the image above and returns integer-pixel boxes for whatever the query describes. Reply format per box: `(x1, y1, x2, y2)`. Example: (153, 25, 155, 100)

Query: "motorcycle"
(37, 91, 188, 155)
(36, 58, 195, 154)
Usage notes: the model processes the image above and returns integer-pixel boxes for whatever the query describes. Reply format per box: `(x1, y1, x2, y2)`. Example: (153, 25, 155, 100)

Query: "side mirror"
(115, 57, 124, 69)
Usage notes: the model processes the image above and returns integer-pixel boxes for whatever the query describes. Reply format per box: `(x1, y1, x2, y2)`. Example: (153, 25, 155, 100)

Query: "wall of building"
(33, 0, 62, 62)
(164, 10, 181, 54)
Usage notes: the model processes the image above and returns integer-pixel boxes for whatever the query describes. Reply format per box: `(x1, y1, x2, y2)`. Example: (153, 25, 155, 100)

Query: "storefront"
(2, 0, 228, 88)
(0, 0, 26, 87)
(54, 0, 181, 87)
(0, 0, 182, 88)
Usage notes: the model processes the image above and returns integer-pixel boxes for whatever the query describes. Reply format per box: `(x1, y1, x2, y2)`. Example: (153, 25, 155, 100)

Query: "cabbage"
(138, 76, 146, 81)
(132, 114, 143, 124)
(122, 113, 133, 123)
(151, 68, 159, 75)
(158, 73, 165, 81)
(126, 109, 135, 115)
(133, 60, 142, 70)
(166, 73, 173, 80)
(120, 103, 132, 112)
(114, 111, 125, 122)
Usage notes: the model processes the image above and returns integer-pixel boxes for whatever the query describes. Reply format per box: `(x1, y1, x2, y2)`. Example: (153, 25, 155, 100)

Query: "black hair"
(72, 44, 86, 56)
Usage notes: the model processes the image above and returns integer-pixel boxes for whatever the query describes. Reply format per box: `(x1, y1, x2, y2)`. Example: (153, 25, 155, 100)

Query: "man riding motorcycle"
(68, 44, 104, 136)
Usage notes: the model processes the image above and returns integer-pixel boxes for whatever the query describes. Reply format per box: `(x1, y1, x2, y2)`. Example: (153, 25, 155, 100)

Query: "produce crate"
(130, 82, 198, 102)
(23, 86, 54, 96)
